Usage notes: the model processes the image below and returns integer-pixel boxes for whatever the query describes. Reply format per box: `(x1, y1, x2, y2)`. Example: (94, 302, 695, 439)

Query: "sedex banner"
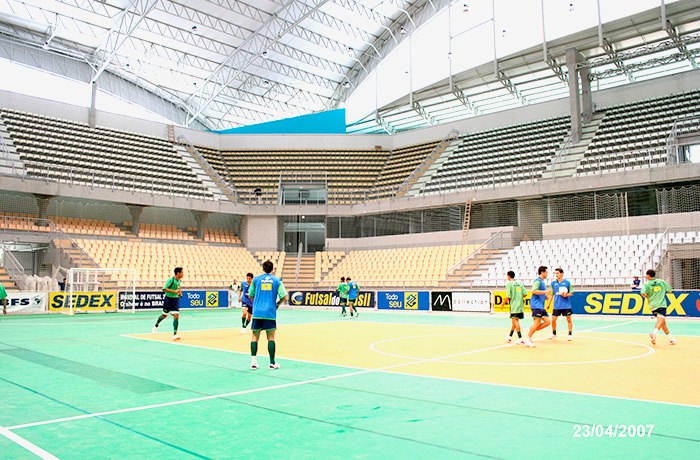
(288, 290, 374, 308)
(493, 290, 700, 317)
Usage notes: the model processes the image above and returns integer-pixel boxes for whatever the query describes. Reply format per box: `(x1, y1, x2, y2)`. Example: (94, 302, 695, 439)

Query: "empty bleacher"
(577, 90, 700, 174)
(203, 228, 241, 244)
(77, 239, 261, 289)
(371, 141, 441, 196)
(138, 223, 194, 241)
(0, 107, 213, 199)
(199, 148, 390, 204)
(423, 116, 570, 193)
(320, 244, 479, 288)
(477, 233, 675, 287)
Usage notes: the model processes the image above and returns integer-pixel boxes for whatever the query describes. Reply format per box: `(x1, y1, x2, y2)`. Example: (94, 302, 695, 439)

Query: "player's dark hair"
(507, 270, 515, 278)
(340, 276, 345, 281)
(246, 272, 254, 278)
(346, 277, 351, 281)
(537, 266, 547, 275)
(646, 269, 656, 278)
(555, 267, 563, 274)
(263, 260, 274, 274)
(174, 267, 183, 275)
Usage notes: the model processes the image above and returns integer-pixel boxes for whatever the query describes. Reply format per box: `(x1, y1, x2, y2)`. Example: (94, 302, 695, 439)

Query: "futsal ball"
(558, 286, 568, 295)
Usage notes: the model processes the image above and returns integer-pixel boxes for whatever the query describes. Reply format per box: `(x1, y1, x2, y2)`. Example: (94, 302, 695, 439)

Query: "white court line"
(0, 426, 59, 460)
(6, 319, 696, 433)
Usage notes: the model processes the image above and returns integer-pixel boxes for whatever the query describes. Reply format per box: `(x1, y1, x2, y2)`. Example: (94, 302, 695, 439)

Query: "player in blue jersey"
(549, 267, 574, 341)
(347, 277, 360, 318)
(524, 266, 552, 348)
(247, 261, 287, 370)
(240, 272, 254, 333)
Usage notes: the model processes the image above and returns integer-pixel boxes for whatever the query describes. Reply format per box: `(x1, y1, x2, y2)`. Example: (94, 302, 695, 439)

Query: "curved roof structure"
(0, 0, 698, 133)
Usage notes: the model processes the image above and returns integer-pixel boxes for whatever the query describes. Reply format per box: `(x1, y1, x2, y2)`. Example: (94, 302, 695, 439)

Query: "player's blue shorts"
(251, 318, 276, 331)
(652, 308, 667, 317)
(531, 308, 548, 318)
(162, 296, 180, 313)
(552, 308, 572, 317)
(242, 302, 253, 313)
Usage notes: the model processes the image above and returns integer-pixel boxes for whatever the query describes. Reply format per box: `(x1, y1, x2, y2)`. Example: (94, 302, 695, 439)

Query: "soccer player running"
(641, 269, 677, 346)
(525, 266, 552, 348)
(153, 267, 183, 340)
(550, 267, 574, 341)
(248, 260, 287, 370)
(505, 271, 526, 344)
(336, 276, 349, 316)
(346, 276, 360, 318)
(240, 272, 254, 333)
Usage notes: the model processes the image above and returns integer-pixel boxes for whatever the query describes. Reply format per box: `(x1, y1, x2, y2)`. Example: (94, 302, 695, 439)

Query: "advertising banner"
(180, 290, 229, 309)
(493, 290, 700, 317)
(49, 291, 117, 312)
(377, 291, 430, 311)
(431, 291, 453, 311)
(288, 290, 374, 308)
(118, 291, 165, 310)
(451, 291, 491, 312)
(4, 292, 47, 314)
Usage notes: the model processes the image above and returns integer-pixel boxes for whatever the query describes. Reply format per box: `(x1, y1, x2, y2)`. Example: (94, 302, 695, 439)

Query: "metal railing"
(397, 129, 460, 196)
(1, 246, 27, 286)
(666, 114, 700, 164)
(639, 228, 670, 276)
(177, 134, 238, 202)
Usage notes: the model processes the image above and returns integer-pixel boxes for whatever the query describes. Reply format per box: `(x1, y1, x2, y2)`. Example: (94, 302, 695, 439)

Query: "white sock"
(653, 328, 659, 336)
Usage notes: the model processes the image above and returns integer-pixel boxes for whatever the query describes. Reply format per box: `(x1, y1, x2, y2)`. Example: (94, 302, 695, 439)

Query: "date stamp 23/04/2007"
(573, 424, 654, 438)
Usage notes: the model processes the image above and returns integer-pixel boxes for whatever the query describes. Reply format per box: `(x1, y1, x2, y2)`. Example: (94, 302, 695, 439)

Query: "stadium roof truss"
(0, 1, 698, 133)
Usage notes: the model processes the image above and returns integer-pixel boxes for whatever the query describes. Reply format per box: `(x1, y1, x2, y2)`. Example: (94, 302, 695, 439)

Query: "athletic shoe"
(172, 335, 181, 341)
(505, 336, 512, 343)
(269, 363, 280, 369)
(240, 327, 247, 334)
(547, 334, 556, 340)
(669, 338, 678, 345)
(567, 334, 573, 341)
(515, 339, 525, 345)
(355, 311, 359, 318)
(151, 326, 158, 334)
(251, 359, 258, 370)
(525, 338, 536, 348)
(649, 333, 656, 345)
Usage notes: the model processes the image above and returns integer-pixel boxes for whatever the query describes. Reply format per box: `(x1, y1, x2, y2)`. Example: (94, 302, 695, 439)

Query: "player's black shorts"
(251, 318, 276, 331)
(552, 308, 572, 317)
(652, 308, 667, 317)
(510, 312, 524, 319)
(339, 297, 347, 305)
(531, 308, 548, 318)
(348, 297, 358, 304)
(242, 303, 253, 313)
(163, 296, 180, 313)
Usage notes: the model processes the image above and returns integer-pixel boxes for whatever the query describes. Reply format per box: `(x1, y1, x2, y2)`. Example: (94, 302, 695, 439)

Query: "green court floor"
(1, 309, 699, 459)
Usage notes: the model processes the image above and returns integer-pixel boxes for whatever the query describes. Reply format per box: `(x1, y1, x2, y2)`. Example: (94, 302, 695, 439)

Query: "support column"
(193, 211, 210, 240)
(127, 205, 145, 235)
(565, 47, 582, 142)
(34, 194, 53, 227)
(580, 64, 593, 124)
(89, 81, 98, 129)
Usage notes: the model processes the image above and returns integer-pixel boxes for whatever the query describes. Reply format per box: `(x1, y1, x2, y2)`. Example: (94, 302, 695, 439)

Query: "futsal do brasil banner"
(492, 290, 700, 317)
(288, 290, 374, 308)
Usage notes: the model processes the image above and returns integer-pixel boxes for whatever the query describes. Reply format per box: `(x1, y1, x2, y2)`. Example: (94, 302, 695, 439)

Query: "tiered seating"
(51, 216, 125, 236)
(578, 91, 700, 174)
(0, 213, 51, 232)
(203, 228, 241, 244)
(77, 239, 261, 288)
(423, 116, 570, 192)
(478, 234, 666, 287)
(199, 148, 390, 204)
(371, 141, 440, 196)
(138, 223, 194, 241)
(254, 251, 285, 272)
(321, 244, 479, 287)
(314, 251, 346, 282)
(0, 107, 212, 199)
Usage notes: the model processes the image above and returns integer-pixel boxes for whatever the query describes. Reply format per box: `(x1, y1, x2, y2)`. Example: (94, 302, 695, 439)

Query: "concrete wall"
(241, 216, 278, 252)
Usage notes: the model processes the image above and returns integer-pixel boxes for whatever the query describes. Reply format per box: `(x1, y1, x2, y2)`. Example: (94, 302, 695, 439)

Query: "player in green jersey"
(505, 271, 526, 344)
(336, 276, 349, 316)
(641, 269, 677, 346)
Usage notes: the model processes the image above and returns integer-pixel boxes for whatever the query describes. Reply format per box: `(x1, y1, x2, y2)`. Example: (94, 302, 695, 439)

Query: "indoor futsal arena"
(1, 1, 700, 459)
